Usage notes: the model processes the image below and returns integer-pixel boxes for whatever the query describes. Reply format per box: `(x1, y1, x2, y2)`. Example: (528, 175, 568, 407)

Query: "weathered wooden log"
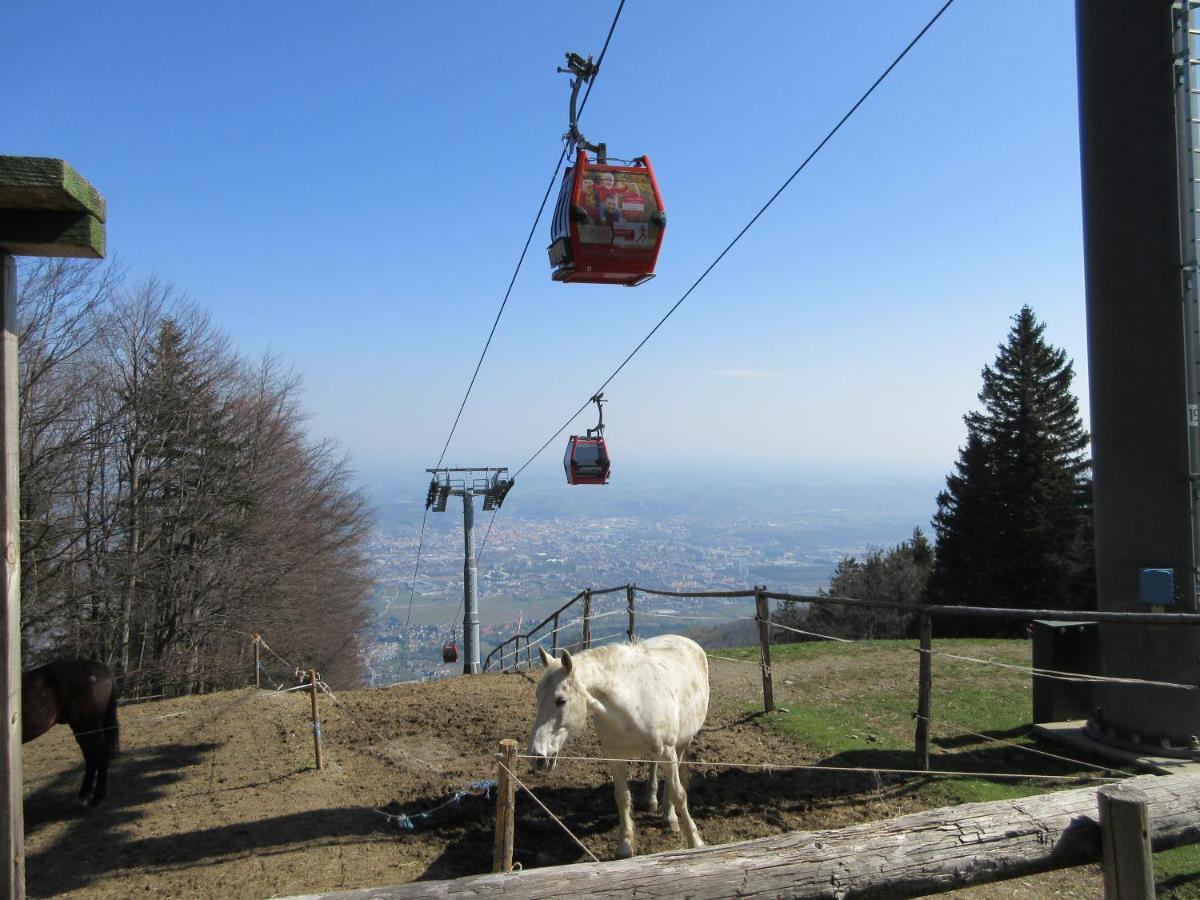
(281, 772, 1200, 899)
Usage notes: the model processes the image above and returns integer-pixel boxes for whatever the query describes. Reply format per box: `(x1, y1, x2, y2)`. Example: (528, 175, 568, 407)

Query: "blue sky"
(7, 1, 1085, 488)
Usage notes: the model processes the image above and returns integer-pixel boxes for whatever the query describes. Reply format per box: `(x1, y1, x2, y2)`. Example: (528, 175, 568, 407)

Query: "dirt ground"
(21, 657, 1102, 899)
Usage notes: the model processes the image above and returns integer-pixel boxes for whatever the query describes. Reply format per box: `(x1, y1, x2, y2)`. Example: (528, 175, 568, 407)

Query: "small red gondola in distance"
(442, 640, 458, 664)
(565, 393, 611, 485)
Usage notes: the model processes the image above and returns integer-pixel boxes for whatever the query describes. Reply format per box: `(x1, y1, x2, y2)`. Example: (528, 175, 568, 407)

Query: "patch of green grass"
(1157, 845, 1200, 898)
(744, 639, 1120, 802)
(732, 637, 1200, 891)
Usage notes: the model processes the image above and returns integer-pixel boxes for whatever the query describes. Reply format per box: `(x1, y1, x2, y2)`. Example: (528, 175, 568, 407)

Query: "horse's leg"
(78, 759, 96, 807)
(607, 759, 636, 859)
(74, 732, 103, 807)
(663, 745, 703, 849)
(89, 758, 109, 807)
(644, 761, 660, 815)
(661, 744, 692, 832)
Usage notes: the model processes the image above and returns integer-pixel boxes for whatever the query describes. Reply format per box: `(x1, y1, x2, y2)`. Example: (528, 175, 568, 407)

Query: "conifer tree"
(928, 307, 1093, 629)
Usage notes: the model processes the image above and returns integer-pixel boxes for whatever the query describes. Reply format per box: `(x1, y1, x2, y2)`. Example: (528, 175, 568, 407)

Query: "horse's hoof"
(615, 840, 634, 859)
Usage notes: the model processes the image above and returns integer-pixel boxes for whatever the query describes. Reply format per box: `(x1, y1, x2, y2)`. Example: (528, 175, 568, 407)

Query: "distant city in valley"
(357, 467, 941, 683)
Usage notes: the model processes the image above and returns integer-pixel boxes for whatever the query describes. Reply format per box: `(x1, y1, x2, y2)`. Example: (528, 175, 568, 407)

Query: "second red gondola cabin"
(564, 434, 610, 485)
(549, 151, 666, 287)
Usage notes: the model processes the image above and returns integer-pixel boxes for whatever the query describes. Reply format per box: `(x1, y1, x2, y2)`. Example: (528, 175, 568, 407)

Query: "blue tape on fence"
(381, 778, 498, 833)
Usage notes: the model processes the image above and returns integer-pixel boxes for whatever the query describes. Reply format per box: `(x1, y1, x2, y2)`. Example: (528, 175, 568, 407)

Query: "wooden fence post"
(582, 589, 592, 650)
(309, 669, 323, 771)
(253, 634, 261, 688)
(626, 584, 636, 641)
(915, 613, 932, 770)
(1099, 784, 1155, 900)
(755, 587, 774, 713)
(493, 739, 518, 873)
(551, 613, 559, 658)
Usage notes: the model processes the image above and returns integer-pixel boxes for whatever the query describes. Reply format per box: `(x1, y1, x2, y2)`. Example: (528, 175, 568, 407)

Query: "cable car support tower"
(425, 468, 514, 674)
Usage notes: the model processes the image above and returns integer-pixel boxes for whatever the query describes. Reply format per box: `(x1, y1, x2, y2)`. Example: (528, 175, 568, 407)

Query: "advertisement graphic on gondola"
(577, 170, 658, 248)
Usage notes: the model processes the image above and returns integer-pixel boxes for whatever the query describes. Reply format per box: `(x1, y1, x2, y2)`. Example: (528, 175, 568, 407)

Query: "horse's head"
(528, 646, 589, 771)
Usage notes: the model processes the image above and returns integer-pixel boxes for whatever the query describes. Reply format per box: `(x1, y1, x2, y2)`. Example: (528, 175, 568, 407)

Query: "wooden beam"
(281, 772, 1200, 900)
(0, 211, 105, 259)
(0, 255, 24, 900)
(0, 157, 106, 221)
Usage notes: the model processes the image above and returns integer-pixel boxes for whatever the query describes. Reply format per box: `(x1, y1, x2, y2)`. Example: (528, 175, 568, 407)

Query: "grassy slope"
(721, 638, 1200, 897)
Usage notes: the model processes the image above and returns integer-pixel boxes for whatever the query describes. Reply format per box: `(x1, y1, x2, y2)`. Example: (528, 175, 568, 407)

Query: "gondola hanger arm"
(559, 52, 606, 162)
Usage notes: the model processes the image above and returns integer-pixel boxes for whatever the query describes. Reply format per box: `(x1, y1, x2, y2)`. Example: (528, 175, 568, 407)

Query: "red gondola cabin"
(549, 151, 666, 287)
(442, 641, 458, 664)
(564, 434, 610, 485)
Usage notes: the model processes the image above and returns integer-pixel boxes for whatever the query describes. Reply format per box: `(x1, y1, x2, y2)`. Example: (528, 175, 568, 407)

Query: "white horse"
(528, 634, 709, 858)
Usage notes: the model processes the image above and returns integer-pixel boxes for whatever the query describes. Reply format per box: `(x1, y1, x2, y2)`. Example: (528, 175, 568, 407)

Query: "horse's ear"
(561, 649, 573, 673)
(538, 646, 551, 668)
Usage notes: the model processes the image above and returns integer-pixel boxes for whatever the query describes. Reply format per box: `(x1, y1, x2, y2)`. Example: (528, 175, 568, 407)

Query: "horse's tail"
(103, 685, 120, 758)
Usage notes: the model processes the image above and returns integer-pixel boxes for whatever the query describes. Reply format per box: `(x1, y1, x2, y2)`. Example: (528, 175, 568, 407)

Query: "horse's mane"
(574, 637, 647, 670)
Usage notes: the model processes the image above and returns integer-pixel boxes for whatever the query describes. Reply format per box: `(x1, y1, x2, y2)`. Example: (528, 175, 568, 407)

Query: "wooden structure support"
(0, 157, 106, 900)
(0, 255, 21, 900)
(282, 772, 1200, 899)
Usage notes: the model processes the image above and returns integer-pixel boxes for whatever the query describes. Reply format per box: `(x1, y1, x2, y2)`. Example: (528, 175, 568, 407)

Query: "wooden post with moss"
(493, 739, 518, 873)
(0, 156, 106, 900)
(915, 614, 933, 770)
(626, 584, 636, 640)
(309, 670, 323, 770)
(755, 586, 774, 713)
(253, 635, 262, 688)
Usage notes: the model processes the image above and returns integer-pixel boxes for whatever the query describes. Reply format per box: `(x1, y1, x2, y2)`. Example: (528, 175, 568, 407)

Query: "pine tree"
(928, 306, 1093, 630)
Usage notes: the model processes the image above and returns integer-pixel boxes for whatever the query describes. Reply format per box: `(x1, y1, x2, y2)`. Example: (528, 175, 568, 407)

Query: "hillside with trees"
(17, 259, 372, 693)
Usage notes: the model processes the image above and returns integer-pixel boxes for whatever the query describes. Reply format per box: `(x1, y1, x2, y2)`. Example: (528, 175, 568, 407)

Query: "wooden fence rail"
(481, 582, 1200, 775)
(286, 771, 1200, 900)
(484, 582, 1200, 673)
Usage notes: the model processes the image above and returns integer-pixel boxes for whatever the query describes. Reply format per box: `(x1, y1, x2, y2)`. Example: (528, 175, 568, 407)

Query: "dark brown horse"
(22, 659, 119, 807)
